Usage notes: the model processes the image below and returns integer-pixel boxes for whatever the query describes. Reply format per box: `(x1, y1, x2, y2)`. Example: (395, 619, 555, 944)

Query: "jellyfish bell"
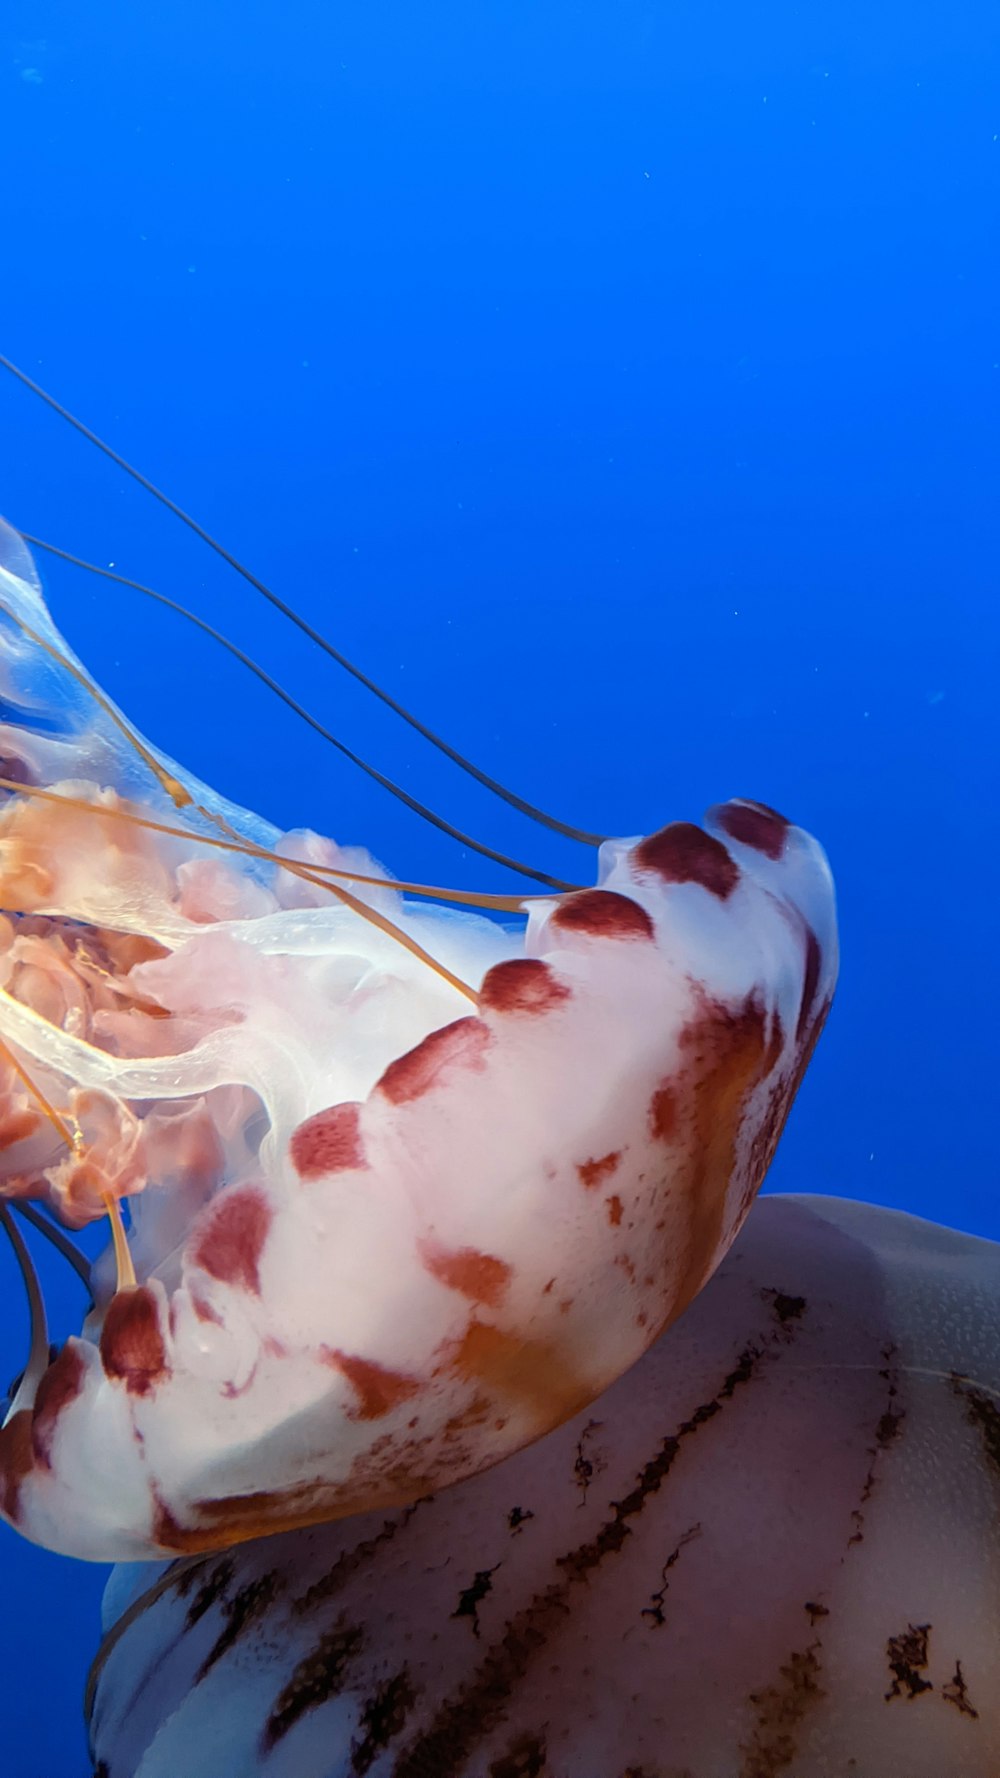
(0, 507, 840, 1563)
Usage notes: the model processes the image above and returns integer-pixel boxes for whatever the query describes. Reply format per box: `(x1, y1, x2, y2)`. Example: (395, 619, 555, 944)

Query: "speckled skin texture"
(91, 1193, 1000, 1778)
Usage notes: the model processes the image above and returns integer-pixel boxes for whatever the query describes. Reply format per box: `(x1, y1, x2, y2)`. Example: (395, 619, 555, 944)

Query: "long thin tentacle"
(10, 1201, 94, 1299)
(0, 776, 555, 913)
(0, 352, 606, 846)
(14, 532, 578, 892)
(0, 1202, 50, 1421)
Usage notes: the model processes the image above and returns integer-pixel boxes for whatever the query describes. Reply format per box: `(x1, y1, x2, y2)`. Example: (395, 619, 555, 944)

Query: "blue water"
(1, 4, 997, 1772)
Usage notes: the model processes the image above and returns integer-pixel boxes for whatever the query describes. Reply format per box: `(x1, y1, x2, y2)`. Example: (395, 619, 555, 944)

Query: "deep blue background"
(1, 4, 998, 1772)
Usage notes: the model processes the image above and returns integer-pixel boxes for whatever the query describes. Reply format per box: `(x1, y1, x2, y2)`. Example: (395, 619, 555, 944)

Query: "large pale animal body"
(90, 1193, 1000, 1777)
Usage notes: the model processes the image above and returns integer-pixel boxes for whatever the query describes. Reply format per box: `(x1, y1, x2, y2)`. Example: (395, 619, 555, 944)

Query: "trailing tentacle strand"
(15, 535, 579, 892)
(0, 1202, 51, 1421)
(0, 353, 604, 847)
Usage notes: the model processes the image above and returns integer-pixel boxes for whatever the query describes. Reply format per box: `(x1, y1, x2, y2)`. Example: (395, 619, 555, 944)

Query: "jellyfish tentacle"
(0, 352, 603, 847)
(0, 775, 548, 910)
(16, 535, 579, 891)
(0, 1034, 136, 1291)
(0, 1202, 50, 1420)
(10, 1201, 93, 1296)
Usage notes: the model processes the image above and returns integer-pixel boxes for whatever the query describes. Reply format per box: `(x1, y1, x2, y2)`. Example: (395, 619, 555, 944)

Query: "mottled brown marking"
(292, 1507, 420, 1619)
(849, 1348, 903, 1546)
(196, 1571, 280, 1681)
(633, 822, 739, 899)
(577, 1150, 621, 1191)
(885, 1623, 933, 1701)
(876, 1406, 905, 1447)
(263, 1621, 365, 1750)
(715, 799, 790, 860)
(323, 1350, 422, 1420)
(452, 1564, 500, 1637)
(648, 1085, 678, 1142)
(479, 958, 571, 1014)
(351, 1669, 418, 1774)
(100, 1287, 169, 1395)
(573, 1419, 603, 1500)
(607, 1193, 623, 1227)
(169, 1558, 214, 1602)
(951, 1374, 1000, 1474)
(942, 1660, 979, 1718)
(191, 1186, 272, 1294)
(551, 888, 655, 940)
(291, 1101, 366, 1178)
(450, 1322, 591, 1434)
(488, 1732, 549, 1778)
(761, 1288, 806, 1326)
(641, 1521, 701, 1627)
(740, 1642, 826, 1777)
(30, 1342, 85, 1467)
(184, 1557, 236, 1627)
(423, 1244, 512, 1308)
(507, 1505, 534, 1533)
(391, 1345, 762, 1778)
(378, 1017, 492, 1105)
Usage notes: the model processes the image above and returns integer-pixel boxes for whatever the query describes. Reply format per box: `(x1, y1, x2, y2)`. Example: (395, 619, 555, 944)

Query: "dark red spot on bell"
(649, 1084, 679, 1141)
(713, 799, 790, 860)
(551, 890, 655, 940)
(151, 1492, 190, 1553)
(100, 1287, 170, 1395)
(290, 1101, 366, 1179)
(192, 1187, 272, 1294)
(796, 924, 822, 1044)
(0, 1410, 33, 1520)
(377, 1017, 492, 1106)
(31, 1343, 86, 1468)
(607, 1194, 623, 1227)
(577, 1151, 621, 1190)
(479, 958, 571, 1014)
(633, 823, 739, 900)
(422, 1243, 512, 1308)
(322, 1350, 421, 1420)
(191, 1292, 223, 1325)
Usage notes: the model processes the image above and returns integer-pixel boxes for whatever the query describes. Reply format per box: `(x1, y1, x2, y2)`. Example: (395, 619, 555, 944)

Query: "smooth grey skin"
(90, 1193, 1000, 1778)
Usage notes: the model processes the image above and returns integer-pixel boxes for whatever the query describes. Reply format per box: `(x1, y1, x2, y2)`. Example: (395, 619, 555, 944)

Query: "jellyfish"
(0, 362, 995, 1777)
(0, 501, 835, 1565)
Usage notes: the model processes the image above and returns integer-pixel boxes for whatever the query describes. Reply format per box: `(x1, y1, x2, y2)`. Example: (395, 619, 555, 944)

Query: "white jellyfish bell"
(0, 513, 833, 1562)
